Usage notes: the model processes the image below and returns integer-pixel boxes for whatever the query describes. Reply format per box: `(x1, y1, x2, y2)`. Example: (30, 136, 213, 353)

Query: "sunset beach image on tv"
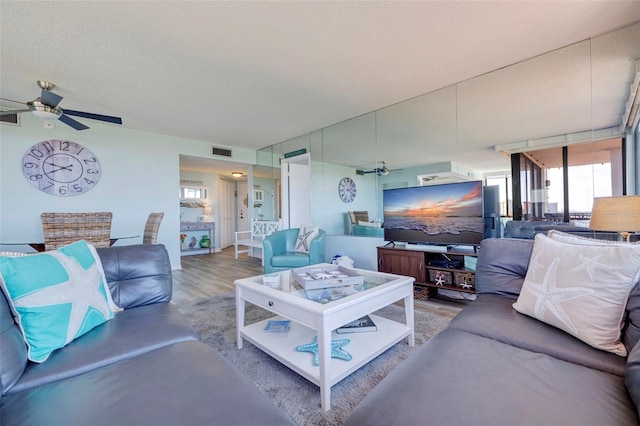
(383, 181, 484, 246)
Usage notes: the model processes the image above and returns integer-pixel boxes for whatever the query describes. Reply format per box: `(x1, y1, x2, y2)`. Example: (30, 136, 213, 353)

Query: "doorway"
(281, 153, 311, 229)
(219, 178, 235, 249)
(237, 181, 250, 233)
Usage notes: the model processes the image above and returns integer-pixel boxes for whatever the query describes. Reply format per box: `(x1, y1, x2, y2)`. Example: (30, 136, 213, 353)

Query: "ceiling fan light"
(231, 171, 243, 177)
(28, 100, 62, 120)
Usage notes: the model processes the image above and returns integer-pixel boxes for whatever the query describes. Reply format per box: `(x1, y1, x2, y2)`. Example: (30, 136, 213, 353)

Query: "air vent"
(212, 146, 232, 158)
(0, 111, 20, 126)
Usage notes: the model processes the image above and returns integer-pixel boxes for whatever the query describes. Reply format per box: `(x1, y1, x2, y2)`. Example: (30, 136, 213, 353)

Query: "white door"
(281, 153, 311, 229)
(237, 182, 250, 233)
(219, 179, 235, 249)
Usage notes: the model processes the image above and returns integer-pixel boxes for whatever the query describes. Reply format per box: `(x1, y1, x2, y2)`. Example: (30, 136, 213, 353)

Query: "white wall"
(253, 177, 277, 221)
(325, 234, 384, 271)
(0, 113, 255, 269)
(311, 160, 378, 235)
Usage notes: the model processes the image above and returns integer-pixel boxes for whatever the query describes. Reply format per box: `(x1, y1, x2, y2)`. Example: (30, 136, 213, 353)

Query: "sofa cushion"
(513, 233, 640, 356)
(1, 341, 295, 426)
(271, 253, 311, 268)
(345, 329, 637, 426)
(475, 238, 533, 299)
(449, 294, 626, 376)
(7, 302, 198, 394)
(626, 341, 640, 419)
(97, 244, 172, 309)
(0, 241, 116, 363)
(0, 281, 27, 395)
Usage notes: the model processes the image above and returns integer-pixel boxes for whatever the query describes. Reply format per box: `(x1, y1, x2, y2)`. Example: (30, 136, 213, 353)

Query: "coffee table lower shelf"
(240, 314, 411, 388)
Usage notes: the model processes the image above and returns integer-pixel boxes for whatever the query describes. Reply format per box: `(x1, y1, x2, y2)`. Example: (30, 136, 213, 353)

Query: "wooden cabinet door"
(378, 248, 426, 284)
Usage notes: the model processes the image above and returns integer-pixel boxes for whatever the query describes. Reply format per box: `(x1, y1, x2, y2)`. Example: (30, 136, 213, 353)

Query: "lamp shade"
(589, 195, 640, 234)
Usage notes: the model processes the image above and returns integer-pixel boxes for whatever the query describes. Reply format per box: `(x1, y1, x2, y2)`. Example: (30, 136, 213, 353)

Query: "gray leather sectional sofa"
(345, 238, 640, 425)
(0, 244, 294, 426)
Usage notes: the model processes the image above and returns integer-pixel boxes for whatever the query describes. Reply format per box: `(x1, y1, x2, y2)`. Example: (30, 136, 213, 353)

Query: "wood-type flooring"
(171, 247, 463, 320)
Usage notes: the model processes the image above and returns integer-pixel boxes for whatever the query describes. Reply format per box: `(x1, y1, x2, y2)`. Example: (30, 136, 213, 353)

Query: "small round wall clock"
(338, 177, 356, 203)
(21, 140, 101, 197)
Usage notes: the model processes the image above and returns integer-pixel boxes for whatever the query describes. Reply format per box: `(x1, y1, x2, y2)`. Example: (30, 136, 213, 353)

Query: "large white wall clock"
(338, 177, 356, 203)
(22, 140, 101, 197)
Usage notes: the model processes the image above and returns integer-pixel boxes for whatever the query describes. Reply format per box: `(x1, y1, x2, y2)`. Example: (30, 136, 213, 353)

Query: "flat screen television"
(383, 180, 484, 247)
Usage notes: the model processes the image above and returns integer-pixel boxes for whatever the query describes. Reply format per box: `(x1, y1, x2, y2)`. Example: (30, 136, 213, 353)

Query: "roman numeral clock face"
(22, 140, 101, 197)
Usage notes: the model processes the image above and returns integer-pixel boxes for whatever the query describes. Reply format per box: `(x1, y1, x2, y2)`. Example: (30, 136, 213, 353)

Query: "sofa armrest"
(97, 244, 172, 309)
(309, 230, 326, 264)
(626, 341, 640, 418)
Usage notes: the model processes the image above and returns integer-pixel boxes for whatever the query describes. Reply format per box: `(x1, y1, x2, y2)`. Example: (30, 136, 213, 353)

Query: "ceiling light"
(231, 172, 243, 177)
(28, 100, 62, 120)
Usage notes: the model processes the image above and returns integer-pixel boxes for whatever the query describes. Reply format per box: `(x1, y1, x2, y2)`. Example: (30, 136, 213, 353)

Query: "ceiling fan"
(356, 161, 401, 176)
(0, 80, 123, 130)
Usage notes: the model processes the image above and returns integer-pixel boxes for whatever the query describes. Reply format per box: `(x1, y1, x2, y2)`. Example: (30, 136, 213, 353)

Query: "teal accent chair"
(263, 228, 326, 274)
(352, 225, 384, 237)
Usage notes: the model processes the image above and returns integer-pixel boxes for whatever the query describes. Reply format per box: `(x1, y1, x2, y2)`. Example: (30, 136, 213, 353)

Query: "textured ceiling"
(1, 1, 639, 174)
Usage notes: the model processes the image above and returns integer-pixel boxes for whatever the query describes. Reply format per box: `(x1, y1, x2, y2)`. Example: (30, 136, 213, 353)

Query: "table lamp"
(589, 195, 640, 242)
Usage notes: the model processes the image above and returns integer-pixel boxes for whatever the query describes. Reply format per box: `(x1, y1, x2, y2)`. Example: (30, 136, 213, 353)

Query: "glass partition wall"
(257, 23, 640, 236)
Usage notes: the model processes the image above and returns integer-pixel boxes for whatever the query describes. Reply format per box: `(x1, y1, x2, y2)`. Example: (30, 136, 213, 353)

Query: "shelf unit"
(377, 246, 477, 300)
(180, 222, 214, 256)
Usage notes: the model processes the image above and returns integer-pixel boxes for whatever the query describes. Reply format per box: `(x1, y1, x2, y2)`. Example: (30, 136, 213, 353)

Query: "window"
(180, 186, 207, 199)
(512, 138, 624, 222)
(485, 174, 512, 217)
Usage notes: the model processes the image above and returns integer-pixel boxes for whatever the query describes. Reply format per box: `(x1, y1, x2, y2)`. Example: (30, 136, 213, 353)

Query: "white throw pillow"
(548, 229, 639, 246)
(512, 233, 640, 356)
(295, 226, 320, 254)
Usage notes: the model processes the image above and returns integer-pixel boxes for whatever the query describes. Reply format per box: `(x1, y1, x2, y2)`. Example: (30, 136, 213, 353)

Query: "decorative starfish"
(295, 336, 352, 366)
(571, 252, 608, 280)
(295, 228, 316, 252)
(524, 257, 594, 334)
(528, 249, 545, 280)
(435, 274, 445, 286)
(459, 281, 473, 290)
(12, 250, 112, 344)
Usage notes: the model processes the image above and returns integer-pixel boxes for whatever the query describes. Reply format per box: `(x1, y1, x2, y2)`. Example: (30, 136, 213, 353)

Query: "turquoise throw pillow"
(0, 240, 116, 363)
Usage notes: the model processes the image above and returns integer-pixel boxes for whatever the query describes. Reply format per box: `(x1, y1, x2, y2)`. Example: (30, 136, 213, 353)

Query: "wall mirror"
(254, 22, 639, 238)
(180, 185, 207, 200)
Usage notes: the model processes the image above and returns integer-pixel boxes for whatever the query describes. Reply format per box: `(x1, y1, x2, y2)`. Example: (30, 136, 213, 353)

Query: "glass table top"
(253, 265, 396, 304)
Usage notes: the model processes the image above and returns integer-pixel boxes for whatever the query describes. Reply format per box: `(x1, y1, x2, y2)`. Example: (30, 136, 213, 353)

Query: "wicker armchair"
(41, 212, 113, 250)
(143, 212, 164, 244)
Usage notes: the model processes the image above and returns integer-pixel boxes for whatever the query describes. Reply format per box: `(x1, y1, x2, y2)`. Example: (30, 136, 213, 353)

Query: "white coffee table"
(234, 264, 414, 411)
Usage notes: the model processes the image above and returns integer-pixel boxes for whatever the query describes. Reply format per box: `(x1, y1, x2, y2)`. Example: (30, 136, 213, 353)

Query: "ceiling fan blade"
(63, 109, 122, 125)
(356, 169, 378, 175)
(0, 97, 27, 105)
(0, 109, 29, 116)
(59, 113, 89, 130)
(40, 89, 63, 107)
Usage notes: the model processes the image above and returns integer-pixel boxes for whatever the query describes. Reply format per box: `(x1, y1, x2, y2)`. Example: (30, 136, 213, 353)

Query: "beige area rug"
(174, 292, 450, 426)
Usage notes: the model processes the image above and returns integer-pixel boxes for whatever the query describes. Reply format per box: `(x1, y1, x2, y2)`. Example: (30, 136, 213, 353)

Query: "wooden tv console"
(377, 245, 477, 300)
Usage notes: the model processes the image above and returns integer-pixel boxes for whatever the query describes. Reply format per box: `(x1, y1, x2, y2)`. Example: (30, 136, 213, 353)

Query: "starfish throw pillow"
(295, 226, 319, 254)
(512, 233, 640, 356)
(0, 240, 117, 363)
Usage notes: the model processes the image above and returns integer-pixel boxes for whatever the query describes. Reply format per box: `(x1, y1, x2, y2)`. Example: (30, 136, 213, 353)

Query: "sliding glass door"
(511, 138, 624, 222)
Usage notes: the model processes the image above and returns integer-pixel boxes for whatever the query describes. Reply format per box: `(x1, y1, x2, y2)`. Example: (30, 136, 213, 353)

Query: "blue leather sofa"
(345, 238, 640, 425)
(262, 228, 326, 273)
(0, 244, 294, 426)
